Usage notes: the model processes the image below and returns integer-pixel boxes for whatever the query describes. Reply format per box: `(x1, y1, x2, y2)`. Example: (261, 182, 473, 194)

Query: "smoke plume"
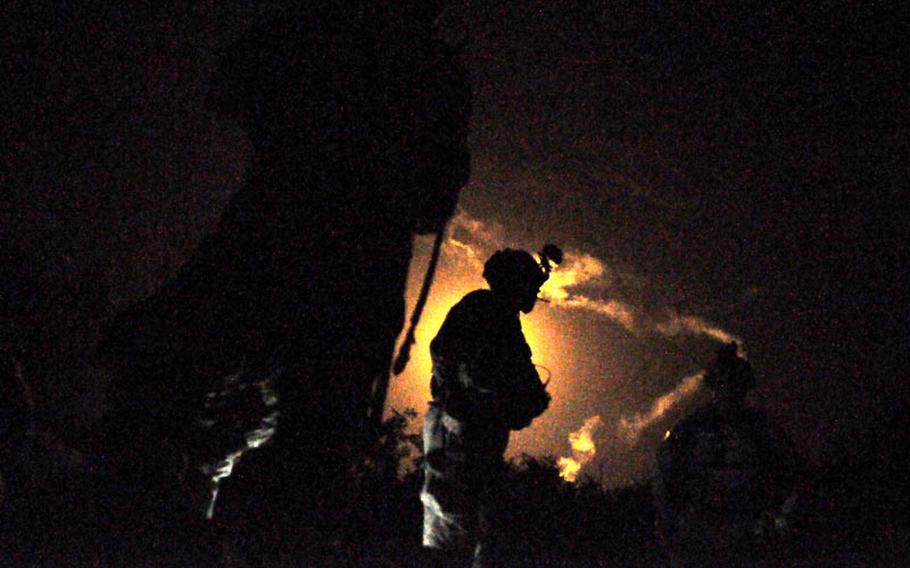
(617, 372, 705, 445)
(557, 415, 604, 482)
(537, 251, 638, 331)
(656, 313, 744, 349)
(535, 248, 742, 346)
(559, 296, 637, 331)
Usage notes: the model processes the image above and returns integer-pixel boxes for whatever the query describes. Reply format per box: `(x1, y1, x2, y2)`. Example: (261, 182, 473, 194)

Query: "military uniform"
(421, 289, 549, 566)
(654, 399, 802, 567)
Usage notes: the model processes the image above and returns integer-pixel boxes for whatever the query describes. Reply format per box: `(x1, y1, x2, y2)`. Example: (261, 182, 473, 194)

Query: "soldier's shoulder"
(660, 405, 722, 450)
(435, 290, 497, 332)
(455, 289, 495, 311)
(673, 405, 721, 434)
(433, 290, 490, 333)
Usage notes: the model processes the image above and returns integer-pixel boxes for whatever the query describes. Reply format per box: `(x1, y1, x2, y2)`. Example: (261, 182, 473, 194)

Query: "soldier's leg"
(471, 432, 510, 568)
(420, 406, 477, 566)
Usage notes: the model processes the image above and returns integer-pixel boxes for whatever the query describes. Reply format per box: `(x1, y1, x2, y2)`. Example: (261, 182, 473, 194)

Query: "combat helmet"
(482, 244, 562, 293)
(703, 341, 755, 392)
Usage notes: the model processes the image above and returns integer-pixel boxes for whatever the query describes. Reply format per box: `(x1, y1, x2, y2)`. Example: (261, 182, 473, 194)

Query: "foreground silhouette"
(421, 247, 559, 568)
(74, 3, 471, 566)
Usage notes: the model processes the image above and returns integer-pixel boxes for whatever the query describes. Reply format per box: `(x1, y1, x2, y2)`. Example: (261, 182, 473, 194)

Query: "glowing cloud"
(445, 214, 637, 333)
(537, 251, 639, 331)
(443, 210, 743, 351)
(656, 314, 744, 348)
(391, 206, 753, 487)
(560, 296, 637, 332)
(444, 209, 506, 271)
(617, 372, 705, 445)
(449, 208, 505, 248)
(447, 237, 484, 270)
(558, 415, 604, 482)
(539, 252, 607, 301)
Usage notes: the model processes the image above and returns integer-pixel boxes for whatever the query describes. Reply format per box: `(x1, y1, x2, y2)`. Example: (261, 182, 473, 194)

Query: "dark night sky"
(3, 2, 908, 486)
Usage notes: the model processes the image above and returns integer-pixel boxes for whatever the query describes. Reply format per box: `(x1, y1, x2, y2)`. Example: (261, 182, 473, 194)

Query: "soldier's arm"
(472, 333, 549, 428)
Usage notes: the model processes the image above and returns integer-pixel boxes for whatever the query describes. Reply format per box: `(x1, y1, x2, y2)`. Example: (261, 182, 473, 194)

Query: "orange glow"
(389, 237, 485, 414)
(558, 416, 604, 482)
(537, 251, 637, 331)
(386, 214, 747, 489)
(556, 457, 581, 481)
(388, 236, 571, 427)
(538, 251, 605, 303)
(388, 233, 585, 478)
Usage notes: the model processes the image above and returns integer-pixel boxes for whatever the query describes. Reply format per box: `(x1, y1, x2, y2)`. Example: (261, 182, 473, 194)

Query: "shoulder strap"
(367, 221, 446, 426)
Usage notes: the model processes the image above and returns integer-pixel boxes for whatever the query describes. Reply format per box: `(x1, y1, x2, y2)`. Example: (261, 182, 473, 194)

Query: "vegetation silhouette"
(213, 408, 665, 568)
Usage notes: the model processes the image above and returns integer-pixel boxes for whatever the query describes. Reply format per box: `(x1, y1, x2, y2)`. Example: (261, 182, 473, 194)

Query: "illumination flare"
(557, 415, 604, 482)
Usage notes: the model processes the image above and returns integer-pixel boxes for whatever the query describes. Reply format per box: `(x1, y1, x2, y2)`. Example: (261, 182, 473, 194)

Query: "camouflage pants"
(420, 403, 509, 567)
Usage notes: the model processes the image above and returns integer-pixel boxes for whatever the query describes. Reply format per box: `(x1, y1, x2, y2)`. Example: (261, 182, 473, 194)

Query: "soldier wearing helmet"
(420, 246, 561, 568)
(653, 343, 803, 567)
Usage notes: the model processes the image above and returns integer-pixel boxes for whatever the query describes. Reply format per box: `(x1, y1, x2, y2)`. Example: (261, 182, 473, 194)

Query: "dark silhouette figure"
(653, 343, 803, 567)
(421, 247, 559, 568)
(95, 3, 471, 565)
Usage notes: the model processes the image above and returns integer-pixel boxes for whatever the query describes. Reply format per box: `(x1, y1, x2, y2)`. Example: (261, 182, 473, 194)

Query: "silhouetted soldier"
(97, 2, 470, 564)
(653, 342, 803, 567)
(421, 246, 560, 568)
